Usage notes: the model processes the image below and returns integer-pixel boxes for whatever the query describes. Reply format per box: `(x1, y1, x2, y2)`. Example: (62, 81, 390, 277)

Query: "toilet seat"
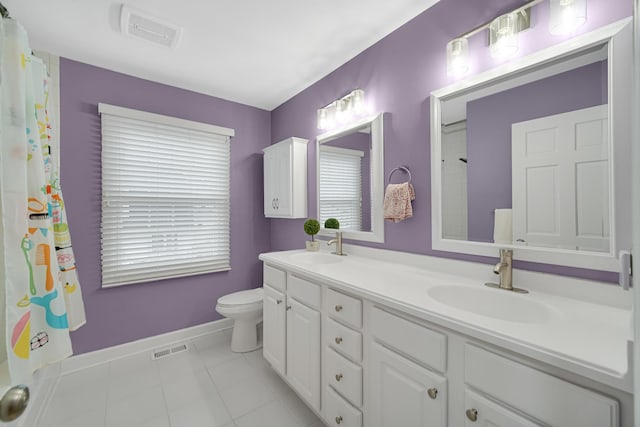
(217, 288, 263, 308)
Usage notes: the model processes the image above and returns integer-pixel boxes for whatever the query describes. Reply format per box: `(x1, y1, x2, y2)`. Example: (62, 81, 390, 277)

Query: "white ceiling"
(5, 0, 440, 110)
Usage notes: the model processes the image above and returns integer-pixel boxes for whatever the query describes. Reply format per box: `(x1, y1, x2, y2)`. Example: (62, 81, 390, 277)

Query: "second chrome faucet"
(327, 231, 346, 256)
(485, 249, 528, 293)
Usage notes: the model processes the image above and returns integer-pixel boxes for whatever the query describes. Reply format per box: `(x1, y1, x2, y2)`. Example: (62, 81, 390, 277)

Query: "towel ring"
(388, 166, 412, 183)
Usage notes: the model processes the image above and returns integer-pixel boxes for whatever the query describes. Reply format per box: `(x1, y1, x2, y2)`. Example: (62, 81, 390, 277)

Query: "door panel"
(369, 342, 447, 427)
(263, 285, 286, 375)
(286, 297, 320, 411)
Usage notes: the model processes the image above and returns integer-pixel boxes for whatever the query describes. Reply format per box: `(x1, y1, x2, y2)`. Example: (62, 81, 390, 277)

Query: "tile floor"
(37, 332, 325, 427)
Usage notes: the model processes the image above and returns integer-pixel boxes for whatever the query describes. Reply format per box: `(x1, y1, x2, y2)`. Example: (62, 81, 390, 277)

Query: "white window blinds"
(319, 146, 363, 230)
(99, 103, 234, 287)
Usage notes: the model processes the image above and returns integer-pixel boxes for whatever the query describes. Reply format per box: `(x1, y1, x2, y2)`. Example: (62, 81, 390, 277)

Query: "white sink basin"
(427, 285, 555, 323)
(289, 252, 344, 265)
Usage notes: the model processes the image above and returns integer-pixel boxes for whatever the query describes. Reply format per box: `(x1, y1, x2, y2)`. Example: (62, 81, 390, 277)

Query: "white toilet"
(215, 287, 264, 353)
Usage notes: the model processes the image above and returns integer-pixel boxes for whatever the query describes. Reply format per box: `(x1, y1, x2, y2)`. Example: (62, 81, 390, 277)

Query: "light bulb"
(549, 0, 587, 35)
(351, 89, 365, 116)
(490, 13, 519, 59)
(447, 38, 469, 76)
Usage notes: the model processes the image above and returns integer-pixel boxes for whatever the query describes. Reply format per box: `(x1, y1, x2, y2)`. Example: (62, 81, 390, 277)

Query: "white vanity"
(259, 247, 632, 427)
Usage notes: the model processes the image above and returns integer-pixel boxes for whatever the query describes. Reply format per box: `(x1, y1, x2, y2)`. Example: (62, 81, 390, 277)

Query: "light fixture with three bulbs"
(317, 89, 366, 130)
(446, 0, 587, 77)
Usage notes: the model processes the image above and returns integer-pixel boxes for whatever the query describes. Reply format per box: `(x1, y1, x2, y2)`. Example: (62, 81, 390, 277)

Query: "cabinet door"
(369, 342, 447, 427)
(263, 148, 278, 217)
(464, 390, 540, 427)
(286, 297, 321, 411)
(264, 142, 292, 217)
(263, 285, 286, 375)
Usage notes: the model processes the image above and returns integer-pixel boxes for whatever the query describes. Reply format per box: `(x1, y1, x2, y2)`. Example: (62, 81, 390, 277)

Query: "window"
(318, 145, 363, 230)
(99, 104, 234, 287)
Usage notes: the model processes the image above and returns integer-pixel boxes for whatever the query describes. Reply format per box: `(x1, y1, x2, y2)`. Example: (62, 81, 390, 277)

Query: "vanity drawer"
(326, 317, 362, 362)
(371, 306, 447, 373)
(465, 344, 619, 427)
(326, 348, 363, 407)
(326, 288, 362, 329)
(325, 385, 362, 427)
(263, 264, 286, 292)
(287, 274, 321, 309)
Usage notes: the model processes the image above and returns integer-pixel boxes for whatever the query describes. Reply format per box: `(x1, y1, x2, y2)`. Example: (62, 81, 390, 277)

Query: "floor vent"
(152, 343, 190, 360)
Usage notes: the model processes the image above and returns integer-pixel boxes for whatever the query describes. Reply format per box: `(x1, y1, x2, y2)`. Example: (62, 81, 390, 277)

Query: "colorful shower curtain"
(0, 17, 86, 390)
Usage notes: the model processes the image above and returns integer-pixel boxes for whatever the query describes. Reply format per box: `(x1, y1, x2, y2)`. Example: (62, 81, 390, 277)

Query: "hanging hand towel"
(383, 182, 416, 222)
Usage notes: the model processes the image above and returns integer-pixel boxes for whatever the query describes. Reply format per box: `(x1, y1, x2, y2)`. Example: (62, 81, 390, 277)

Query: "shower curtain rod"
(0, 2, 9, 18)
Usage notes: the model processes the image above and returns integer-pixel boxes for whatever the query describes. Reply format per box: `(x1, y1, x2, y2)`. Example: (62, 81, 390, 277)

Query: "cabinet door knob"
(286, 305, 292, 311)
(466, 408, 478, 422)
(334, 304, 343, 312)
(0, 385, 29, 422)
(427, 388, 438, 399)
(335, 337, 343, 344)
(335, 416, 343, 424)
(335, 373, 343, 382)
(276, 299, 283, 304)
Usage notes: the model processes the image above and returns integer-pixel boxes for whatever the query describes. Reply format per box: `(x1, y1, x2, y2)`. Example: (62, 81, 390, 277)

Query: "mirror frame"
(430, 19, 632, 272)
(316, 113, 385, 243)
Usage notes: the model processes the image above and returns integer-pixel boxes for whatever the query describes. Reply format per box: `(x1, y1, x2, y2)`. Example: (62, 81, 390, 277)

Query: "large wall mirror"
(317, 113, 384, 243)
(431, 20, 632, 271)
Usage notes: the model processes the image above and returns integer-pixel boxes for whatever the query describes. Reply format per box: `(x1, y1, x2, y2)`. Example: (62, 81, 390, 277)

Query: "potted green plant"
(303, 219, 321, 251)
(324, 218, 340, 230)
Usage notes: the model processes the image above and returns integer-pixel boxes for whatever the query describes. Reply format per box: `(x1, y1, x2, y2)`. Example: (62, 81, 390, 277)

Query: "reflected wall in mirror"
(431, 20, 632, 271)
(317, 113, 384, 243)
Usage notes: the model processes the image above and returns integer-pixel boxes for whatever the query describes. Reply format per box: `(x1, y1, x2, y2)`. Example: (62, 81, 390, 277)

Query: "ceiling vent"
(120, 5, 182, 49)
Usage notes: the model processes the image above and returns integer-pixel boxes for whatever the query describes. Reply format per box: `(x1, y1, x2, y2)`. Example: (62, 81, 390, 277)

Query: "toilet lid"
(217, 287, 264, 306)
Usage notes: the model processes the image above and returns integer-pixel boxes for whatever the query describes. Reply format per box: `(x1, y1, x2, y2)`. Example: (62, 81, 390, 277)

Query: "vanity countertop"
(259, 248, 633, 393)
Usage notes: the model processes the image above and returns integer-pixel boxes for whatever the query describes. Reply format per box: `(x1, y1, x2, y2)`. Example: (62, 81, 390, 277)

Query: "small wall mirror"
(317, 113, 384, 243)
(431, 20, 632, 271)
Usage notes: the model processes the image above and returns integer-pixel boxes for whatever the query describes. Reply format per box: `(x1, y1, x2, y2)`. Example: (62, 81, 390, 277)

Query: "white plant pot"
(305, 241, 320, 252)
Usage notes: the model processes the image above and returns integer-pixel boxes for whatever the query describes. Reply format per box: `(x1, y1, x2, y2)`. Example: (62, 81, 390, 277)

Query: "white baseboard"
(61, 318, 233, 375)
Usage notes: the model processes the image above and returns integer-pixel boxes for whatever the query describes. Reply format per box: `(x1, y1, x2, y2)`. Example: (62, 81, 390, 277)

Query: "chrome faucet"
(485, 249, 528, 293)
(327, 231, 345, 256)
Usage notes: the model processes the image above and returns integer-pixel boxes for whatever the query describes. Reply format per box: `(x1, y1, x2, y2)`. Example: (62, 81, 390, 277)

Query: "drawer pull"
(286, 305, 292, 311)
(335, 416, 343, 424)
(427, 388, 438, 399)
(276, 299, 283, 304)
(335, 337, 343, 344)
(335, 304, 343, 312)
(335, 373, 343, 382)
(466, 408, 478, 422)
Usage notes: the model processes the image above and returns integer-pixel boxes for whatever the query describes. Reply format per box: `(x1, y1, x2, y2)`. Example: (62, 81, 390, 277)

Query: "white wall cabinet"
(263, 137, 308, 218)
(262, 262, 626, 427)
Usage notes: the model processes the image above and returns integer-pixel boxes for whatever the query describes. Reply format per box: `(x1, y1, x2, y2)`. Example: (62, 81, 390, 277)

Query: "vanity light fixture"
(549, 0, 587, 35)
(446, 38, 469, 76)
(317, 89, 367, 130)
(444, 0, 587, 76)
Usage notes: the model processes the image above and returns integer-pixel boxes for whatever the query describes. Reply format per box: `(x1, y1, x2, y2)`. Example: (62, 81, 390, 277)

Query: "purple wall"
(270, 0, 630, 282)
(60, 58, 271, 354)
(466, 61, 607, 243)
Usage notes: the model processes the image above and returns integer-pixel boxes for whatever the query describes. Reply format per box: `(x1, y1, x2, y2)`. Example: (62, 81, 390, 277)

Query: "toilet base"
(231, 318, 262, 353)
